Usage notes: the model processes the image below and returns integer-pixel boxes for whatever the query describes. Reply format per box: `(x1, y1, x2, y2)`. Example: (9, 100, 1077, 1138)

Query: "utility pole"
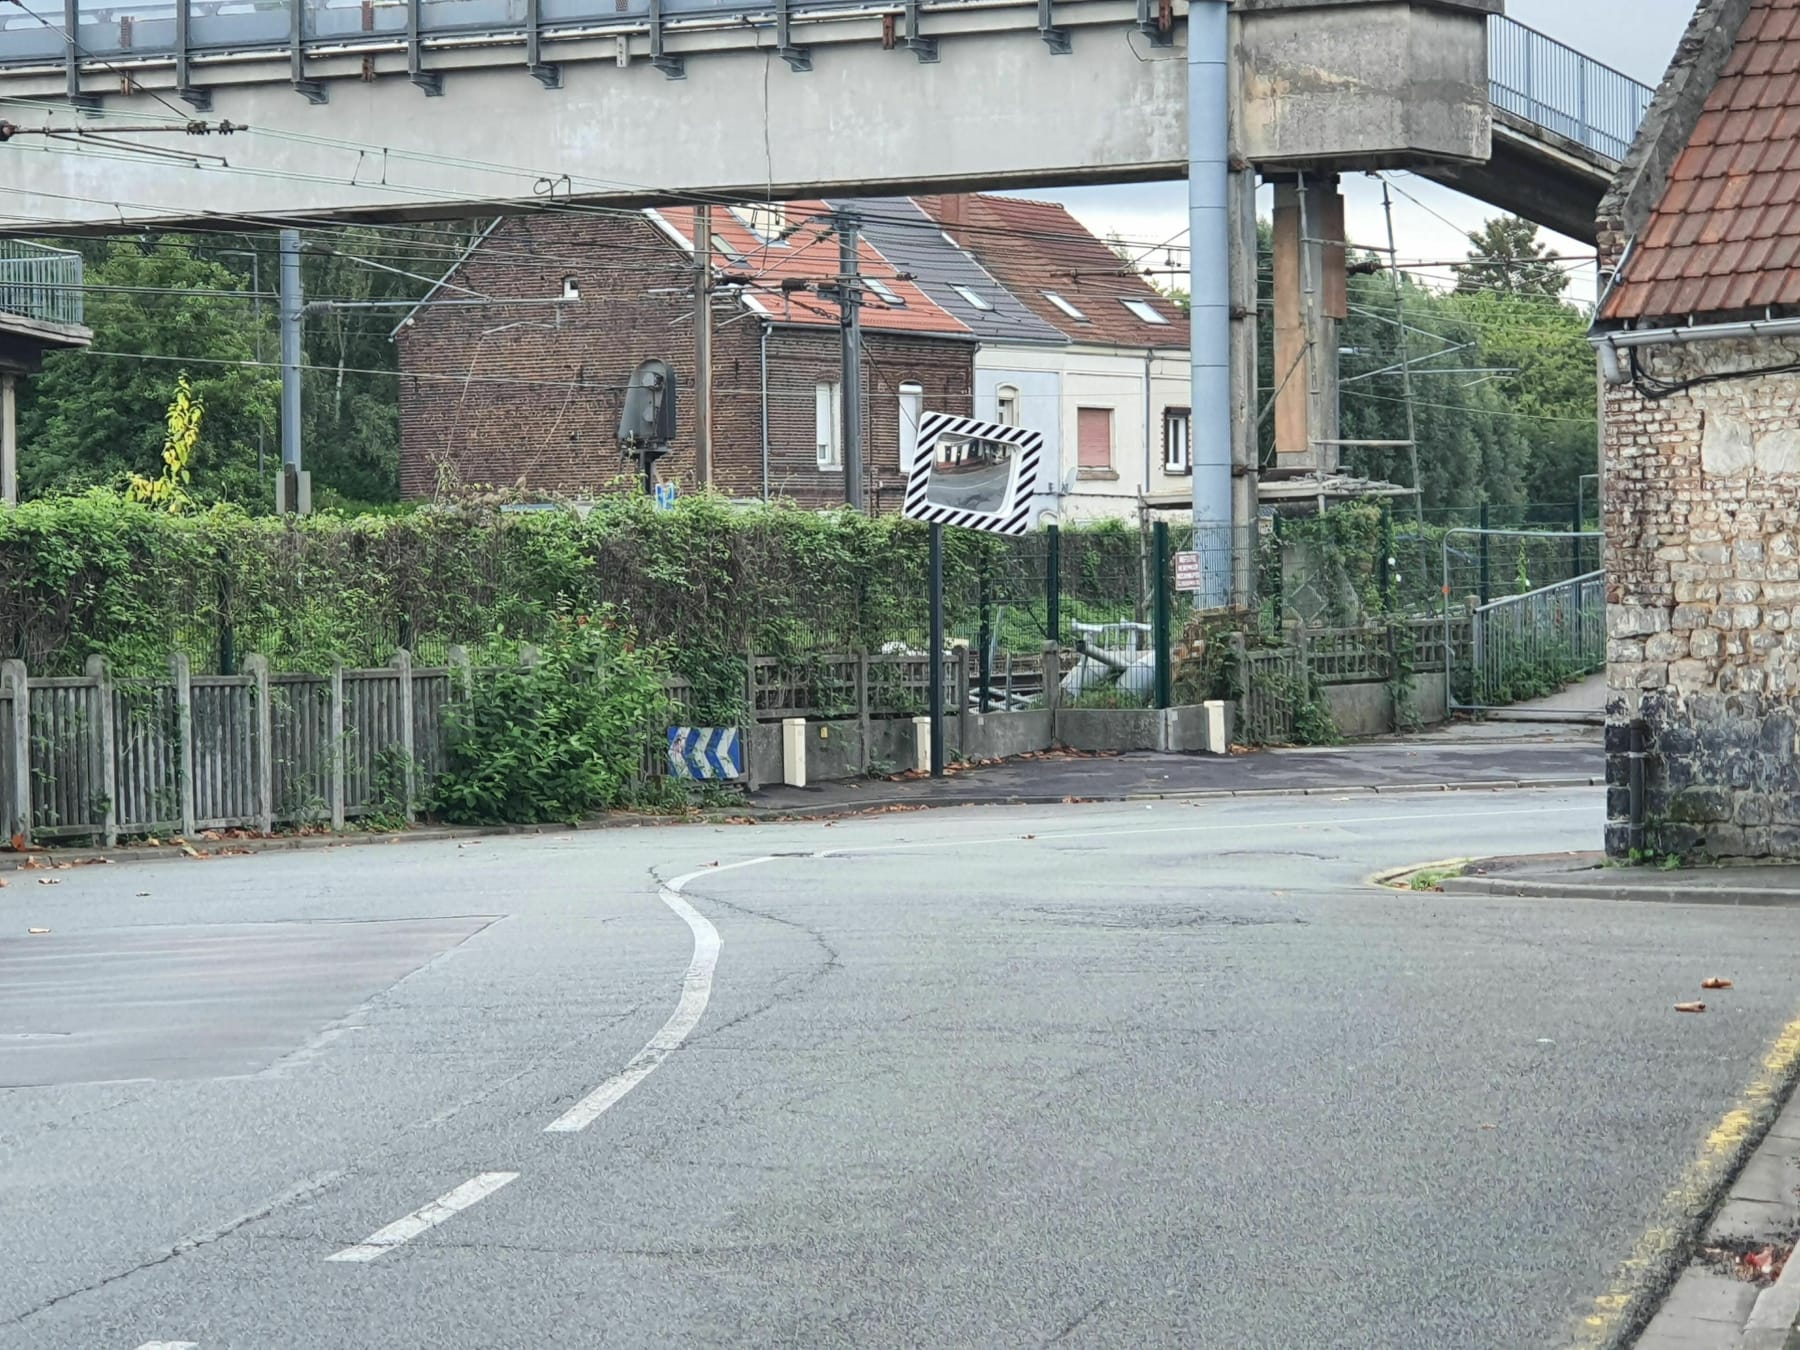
(1225, 1, 1257, 612)
(277, 228, 306, 516)
(1381, 179, 1425, 539)
(837, 210, 865, 511)
(693, 205, 713, 489)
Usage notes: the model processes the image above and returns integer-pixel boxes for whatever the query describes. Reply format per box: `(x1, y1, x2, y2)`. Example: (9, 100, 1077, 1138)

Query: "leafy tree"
(1452, 216, 1568, 300)
(18, 240, 276, 506)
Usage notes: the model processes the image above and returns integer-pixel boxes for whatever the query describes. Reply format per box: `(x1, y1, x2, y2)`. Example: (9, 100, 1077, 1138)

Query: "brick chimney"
(937, 194, 967, 247)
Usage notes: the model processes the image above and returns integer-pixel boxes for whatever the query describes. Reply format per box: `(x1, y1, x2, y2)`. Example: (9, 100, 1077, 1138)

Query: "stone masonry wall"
(1604, 336, 1800, 859)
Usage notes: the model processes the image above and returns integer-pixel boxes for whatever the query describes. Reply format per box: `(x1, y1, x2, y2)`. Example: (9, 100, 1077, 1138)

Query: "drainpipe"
(1189, 0, 1231, 609)
(759, 317, 771, 499)
(1143, 346, 1154, 497)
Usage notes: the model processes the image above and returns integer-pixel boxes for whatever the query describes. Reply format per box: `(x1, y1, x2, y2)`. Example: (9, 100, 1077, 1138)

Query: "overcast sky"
(1047, 0, 1698, 302)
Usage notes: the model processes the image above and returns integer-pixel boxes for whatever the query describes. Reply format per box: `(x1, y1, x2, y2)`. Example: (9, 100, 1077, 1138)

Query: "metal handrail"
(0, 238, 83, 327)
(1488, 14, 1654, 163)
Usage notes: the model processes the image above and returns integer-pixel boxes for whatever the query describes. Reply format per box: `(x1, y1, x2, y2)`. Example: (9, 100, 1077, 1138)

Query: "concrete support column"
(1272, 176, 1346, 474)
(1188, 0, 1232, 610)
(1, 373, 17, 506)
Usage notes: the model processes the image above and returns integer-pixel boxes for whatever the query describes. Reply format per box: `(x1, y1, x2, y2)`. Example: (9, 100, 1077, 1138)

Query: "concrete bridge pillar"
(1271, 176, 1347, 476)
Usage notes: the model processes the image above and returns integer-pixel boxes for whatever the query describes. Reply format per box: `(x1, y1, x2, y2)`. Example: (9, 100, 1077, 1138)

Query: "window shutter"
(1077, 407, 1112, 469)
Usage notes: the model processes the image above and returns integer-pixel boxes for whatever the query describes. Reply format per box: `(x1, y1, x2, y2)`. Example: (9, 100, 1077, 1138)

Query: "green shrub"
(432, 612, 668, 825)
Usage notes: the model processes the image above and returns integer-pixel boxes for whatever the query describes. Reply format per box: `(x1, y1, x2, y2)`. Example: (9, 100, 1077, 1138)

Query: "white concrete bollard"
(1202, 700, 1231, 755)
(782, 717, 808, 788)
(911, 716, 932, 774)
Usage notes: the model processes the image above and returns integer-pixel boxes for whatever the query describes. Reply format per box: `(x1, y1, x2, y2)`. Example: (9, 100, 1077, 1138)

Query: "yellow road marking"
(1573, 1013, 1800, 1348)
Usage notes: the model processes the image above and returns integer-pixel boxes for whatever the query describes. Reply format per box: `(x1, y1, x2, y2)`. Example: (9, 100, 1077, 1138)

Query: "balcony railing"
(1489, 14, 1654, 163)
(0, 239, 83, 329)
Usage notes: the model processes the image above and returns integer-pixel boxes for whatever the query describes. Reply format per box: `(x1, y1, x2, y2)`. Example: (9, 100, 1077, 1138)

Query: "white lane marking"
(325, 1171, 519, 1263)
(135, 1343, 199, 1349)
(812, 803, 1585, 858)
(543, 856, 771, 1134)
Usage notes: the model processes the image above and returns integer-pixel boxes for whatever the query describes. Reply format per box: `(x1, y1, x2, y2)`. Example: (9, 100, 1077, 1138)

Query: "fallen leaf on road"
(27, 927, 48, 935)
(135, 892, 149, 897)
(1675, 1001, 1707, 1013)
(35, 877, 59, 886)
(707, 861, 718, 867)
(1021, 834, 1036, 840)
(1702, 977, 1734, 990)
(1479, 1123, 1496, 1130)
(8, 832, 22, 851)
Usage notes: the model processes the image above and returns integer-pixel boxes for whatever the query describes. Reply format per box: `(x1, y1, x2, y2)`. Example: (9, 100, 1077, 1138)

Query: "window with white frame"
(731, 204, 789, 244)
(1077, 406, 1114, 475)
(898, 382, 925, 471)
(952, 284, 994, 312)
(995, 384, 1021, 426)
(1042, 290, 1087, 322)
(1163, 407, 1192, 474)
(816, 382, 842, 469)
(865, 277, 906, 307)
(1121, 297, 1170, 325)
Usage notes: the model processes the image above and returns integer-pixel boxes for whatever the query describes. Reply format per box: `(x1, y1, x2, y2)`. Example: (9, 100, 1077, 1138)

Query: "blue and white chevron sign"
(666, 726, 743, 780)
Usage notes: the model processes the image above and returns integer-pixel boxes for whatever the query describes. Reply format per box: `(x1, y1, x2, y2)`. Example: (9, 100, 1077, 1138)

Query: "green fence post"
(216, 545, 236, 676)
(1046, 524, 1061, 649)
(1153, 520, 1172, 711)
(1380, 502, 1394, 613)
(977, 552, 992, 714)
(1478, 502, 1491, 606)
(1571, 498, 1584, 578)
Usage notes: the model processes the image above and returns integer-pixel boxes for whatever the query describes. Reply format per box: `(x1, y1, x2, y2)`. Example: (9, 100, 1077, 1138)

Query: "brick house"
(1592, 0, 1800, 858)
(393, 202, 975, 509)
(914, 194, 1193, 522)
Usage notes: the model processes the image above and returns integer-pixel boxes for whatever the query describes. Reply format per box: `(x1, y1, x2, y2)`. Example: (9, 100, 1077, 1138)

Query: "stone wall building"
(1594, 0, 1800, 858)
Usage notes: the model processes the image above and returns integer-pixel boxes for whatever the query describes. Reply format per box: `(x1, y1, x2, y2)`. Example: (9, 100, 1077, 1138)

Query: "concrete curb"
(1440, 874, 1800, 907)
(0, 775, 1602, 872)
(1631, 1088, 1800, 1350)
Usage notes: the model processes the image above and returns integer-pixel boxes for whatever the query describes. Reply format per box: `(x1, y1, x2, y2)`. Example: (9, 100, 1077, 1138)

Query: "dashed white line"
(543, 857, 770, 1133)
(325, 1171, 520, 1263)
(135, 1342, 199, 1349)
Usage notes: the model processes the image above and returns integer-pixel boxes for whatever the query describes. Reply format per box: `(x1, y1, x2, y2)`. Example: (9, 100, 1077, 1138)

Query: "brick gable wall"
(396, 213, 973, 508)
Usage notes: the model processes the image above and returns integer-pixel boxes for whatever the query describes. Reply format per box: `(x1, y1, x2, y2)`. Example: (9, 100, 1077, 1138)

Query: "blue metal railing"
(1489, 14, 1654, 163)
(0, 240, 83, 328)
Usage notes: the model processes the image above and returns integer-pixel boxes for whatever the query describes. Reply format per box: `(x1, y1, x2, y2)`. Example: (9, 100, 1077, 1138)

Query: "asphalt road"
(5, 788, 1799, 1349)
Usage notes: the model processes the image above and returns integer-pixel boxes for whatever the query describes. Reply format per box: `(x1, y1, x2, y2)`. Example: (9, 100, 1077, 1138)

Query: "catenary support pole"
(1226, 3, 1259, 612)
(694, 205, 713, 489)
(1189, 0, 1231, 609)
(838, 211, 865, 511)
(278, 228, 305, 515)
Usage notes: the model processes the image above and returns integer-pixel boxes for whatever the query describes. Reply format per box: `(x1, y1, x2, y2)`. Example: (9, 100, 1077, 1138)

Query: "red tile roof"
(1602, 0, 1800, 323)
(656, 202, 971, 337)
(914, 194, 1189, 347)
